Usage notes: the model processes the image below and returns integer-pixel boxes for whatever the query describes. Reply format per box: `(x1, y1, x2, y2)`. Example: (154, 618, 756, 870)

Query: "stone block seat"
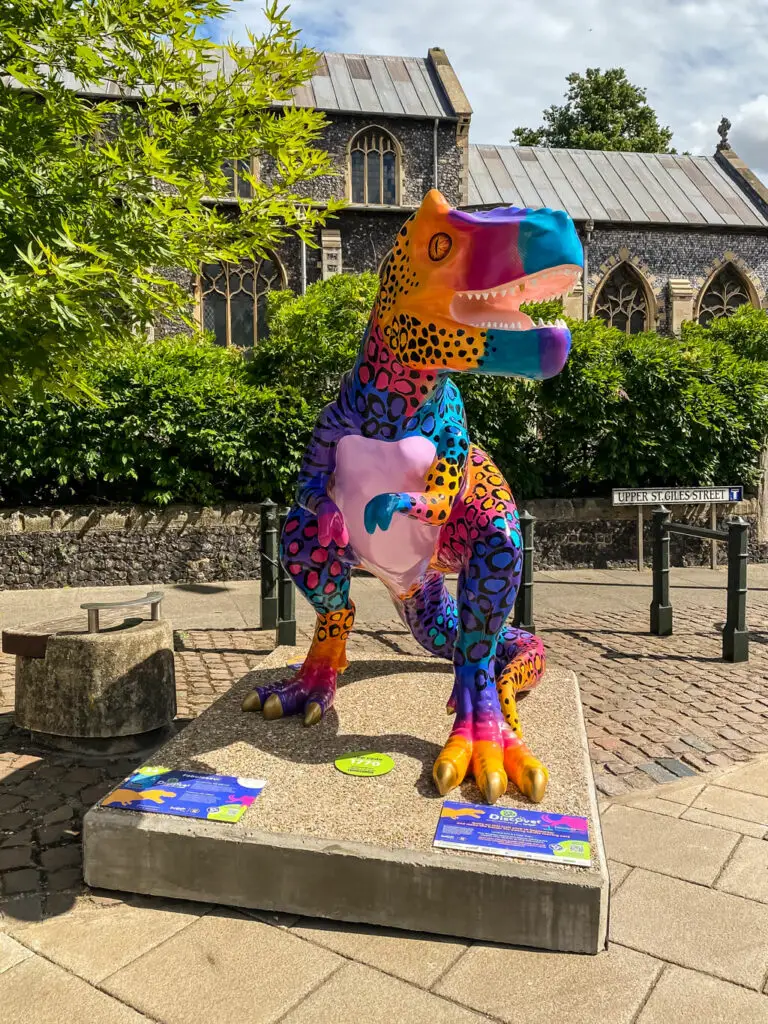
(2, 592, 176, 754)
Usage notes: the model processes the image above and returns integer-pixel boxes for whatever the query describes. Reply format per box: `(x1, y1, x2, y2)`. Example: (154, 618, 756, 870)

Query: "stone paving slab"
(680, 804, 768, 837)
(610, 868, 768, 988)
(434, 941, 661, 1024)
(637, 965, 768, 1024)
(8, 897, 207, 983)
(282, 962, 492, 1024)
(1, 953, 151, 1023)
(292, 917, 468, 988)
(84, 652, 609, 953)
(715, 837, 768, 903)
(600, 804, 739, 883)
(102, 909, 341, 1024)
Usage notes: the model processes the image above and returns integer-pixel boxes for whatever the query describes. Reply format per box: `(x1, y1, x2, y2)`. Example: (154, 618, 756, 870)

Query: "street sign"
(612, 486, 743, 507)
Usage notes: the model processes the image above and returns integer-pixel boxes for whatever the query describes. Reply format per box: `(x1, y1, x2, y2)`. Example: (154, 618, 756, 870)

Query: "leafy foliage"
(682, 304, 768, 362)
(251, 272, 379, 408)
(0, 336, 312, 506)
(512, 68, 675, 152)
(1, 278, 766, 508)
(0, 0, 340, 400)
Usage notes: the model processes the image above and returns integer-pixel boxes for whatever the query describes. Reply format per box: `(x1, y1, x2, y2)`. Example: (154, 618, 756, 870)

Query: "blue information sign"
(433, 801, 591, 866)
(101, 766, 267, 823)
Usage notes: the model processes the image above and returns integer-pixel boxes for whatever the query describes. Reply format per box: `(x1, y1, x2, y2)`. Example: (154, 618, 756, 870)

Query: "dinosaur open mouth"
(450, 263, 582, 330)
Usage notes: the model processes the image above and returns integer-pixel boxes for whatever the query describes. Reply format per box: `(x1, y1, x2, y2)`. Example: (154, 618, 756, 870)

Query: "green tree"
(512, 68, 675, 152)
(0, 0, 340, 400)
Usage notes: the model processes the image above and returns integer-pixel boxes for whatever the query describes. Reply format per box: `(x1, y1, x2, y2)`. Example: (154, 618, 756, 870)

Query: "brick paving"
(0, 572, 767, 922)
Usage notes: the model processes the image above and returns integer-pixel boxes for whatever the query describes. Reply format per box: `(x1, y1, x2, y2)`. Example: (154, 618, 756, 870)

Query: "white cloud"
(218, 0, 768, 181)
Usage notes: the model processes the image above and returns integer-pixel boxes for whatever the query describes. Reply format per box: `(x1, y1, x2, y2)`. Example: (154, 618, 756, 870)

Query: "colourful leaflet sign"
(433, 801, 591, 866)
(100, 766, 267, 823)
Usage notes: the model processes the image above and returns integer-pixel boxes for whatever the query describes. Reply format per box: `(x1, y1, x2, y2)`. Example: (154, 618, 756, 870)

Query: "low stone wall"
(0, 506, 262, 590)
(0, 498, 763, 590)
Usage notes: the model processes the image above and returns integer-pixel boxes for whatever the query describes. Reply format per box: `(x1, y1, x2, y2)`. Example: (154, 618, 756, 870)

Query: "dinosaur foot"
(242, 661, 338, 726)
(433, 720, 548, 805)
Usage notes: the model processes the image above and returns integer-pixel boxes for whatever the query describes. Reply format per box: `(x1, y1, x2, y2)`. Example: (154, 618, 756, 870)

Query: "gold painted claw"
(241, 691, 262, 713)
(521, 764, 548, 803)
(434, 761, 459, 796)
(480, 770, 507, 805)
(262, 693, 284, 721)
(303, 701, 323, 727)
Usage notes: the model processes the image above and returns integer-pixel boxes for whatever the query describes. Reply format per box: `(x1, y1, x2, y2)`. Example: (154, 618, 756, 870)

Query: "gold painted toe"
(262, 693, 284, 720)
(481, 770, 507, 805)
(303, 701, 322, 727)
(434, 761, 458, 796)
(241, 691, 262, 713)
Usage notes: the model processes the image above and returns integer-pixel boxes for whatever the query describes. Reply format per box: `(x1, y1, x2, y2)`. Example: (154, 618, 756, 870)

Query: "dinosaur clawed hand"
(317, 500, 349, 548)
(364, 492, 408, 534)
(242, 661, 339, 727)
(433, 714, 548, 805)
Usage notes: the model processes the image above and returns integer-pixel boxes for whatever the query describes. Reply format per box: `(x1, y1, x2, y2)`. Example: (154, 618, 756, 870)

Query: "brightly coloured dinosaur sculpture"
(243, 190, 583, 805)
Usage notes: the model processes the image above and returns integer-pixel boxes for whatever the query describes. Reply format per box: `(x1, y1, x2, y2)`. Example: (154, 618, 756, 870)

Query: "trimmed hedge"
(0, 274, 767, 506)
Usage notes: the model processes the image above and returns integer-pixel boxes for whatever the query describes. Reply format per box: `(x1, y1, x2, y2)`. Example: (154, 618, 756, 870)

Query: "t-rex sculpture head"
(374, 189, 583, 380)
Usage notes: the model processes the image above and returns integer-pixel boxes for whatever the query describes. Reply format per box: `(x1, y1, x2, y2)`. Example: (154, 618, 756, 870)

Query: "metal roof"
(467, 145, 768, 228)
(11, 51, 456, 119)
(286, 53, 454, 119)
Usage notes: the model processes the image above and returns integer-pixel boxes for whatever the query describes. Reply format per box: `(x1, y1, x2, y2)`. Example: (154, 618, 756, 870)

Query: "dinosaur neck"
(346, 313, 441, 422)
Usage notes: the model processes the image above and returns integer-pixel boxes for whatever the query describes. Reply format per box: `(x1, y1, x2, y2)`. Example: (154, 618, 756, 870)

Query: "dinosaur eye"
(428, 232, 452, 261)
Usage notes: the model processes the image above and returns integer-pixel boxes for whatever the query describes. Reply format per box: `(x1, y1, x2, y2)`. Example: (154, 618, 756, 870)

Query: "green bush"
(251, 272, 379, 412)
(535, 319, 768, 495)
(0, 276, 766, 508)
(682, 304, 768, 362)
(0, 336, 312, 506)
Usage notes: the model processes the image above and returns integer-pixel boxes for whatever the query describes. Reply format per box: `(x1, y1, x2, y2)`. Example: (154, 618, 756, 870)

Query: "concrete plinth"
(10, 618, 176, 752)
(84, 649, 608, 953)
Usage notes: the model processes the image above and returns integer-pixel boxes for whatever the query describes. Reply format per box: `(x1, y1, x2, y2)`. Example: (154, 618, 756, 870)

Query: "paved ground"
(0, 568, 767, 1020)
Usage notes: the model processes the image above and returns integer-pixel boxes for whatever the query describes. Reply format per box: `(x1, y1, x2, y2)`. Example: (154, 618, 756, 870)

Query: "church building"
(191, 48, 768, 348)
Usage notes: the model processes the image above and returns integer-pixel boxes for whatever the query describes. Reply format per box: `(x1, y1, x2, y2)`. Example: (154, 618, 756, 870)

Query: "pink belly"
(330, 434, 439, 596)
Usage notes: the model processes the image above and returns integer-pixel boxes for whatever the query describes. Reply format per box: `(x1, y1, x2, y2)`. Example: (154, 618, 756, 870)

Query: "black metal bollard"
(723, 516, 749, 663)
(513, 509, 536, 633)
(650, 506, 673, 636)
(260, 500, 279, 630)
(276, 507, 297, 647)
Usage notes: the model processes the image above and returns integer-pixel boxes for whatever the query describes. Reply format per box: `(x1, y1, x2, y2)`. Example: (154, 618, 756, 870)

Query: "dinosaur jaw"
(449, 263, 582, 331)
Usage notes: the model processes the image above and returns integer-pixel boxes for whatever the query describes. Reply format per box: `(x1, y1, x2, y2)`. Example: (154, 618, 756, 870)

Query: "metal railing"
(512, 509, 536, 633)
(259, 500, 296, 645)
(650, 505, 749, 663)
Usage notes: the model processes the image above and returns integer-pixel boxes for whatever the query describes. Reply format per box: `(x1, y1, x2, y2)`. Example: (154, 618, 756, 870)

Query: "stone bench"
(3, 592, 176, 754)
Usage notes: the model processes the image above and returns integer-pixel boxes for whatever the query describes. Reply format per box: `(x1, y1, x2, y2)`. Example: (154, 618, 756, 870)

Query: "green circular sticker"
(334, 752, 394, 778)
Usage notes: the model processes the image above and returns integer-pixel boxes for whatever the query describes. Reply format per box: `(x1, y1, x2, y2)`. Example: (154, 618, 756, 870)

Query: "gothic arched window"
(697, 264, 753, 326)
(350, 128, 399, 206)
(199, 255, 286, 348)
(594, 263, 650, 335)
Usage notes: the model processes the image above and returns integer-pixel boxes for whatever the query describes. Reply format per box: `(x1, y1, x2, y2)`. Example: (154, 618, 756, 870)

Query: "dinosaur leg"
(242, 504, 356, 725)
(431, 446, 548, 804)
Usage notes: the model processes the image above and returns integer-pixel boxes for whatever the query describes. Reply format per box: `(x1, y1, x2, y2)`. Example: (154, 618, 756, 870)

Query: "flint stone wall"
(0, 498, 763, 590)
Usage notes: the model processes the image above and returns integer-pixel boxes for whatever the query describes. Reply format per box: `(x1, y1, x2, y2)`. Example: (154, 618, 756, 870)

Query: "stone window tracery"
(697, 264, 753, 326)
(198, 255, 285, 348)
(350, 128, 399, 206)
(594, 263, 649, 335)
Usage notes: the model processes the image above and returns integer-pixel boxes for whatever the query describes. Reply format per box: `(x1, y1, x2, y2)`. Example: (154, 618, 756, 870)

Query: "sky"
(210, 0, 768, 182)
